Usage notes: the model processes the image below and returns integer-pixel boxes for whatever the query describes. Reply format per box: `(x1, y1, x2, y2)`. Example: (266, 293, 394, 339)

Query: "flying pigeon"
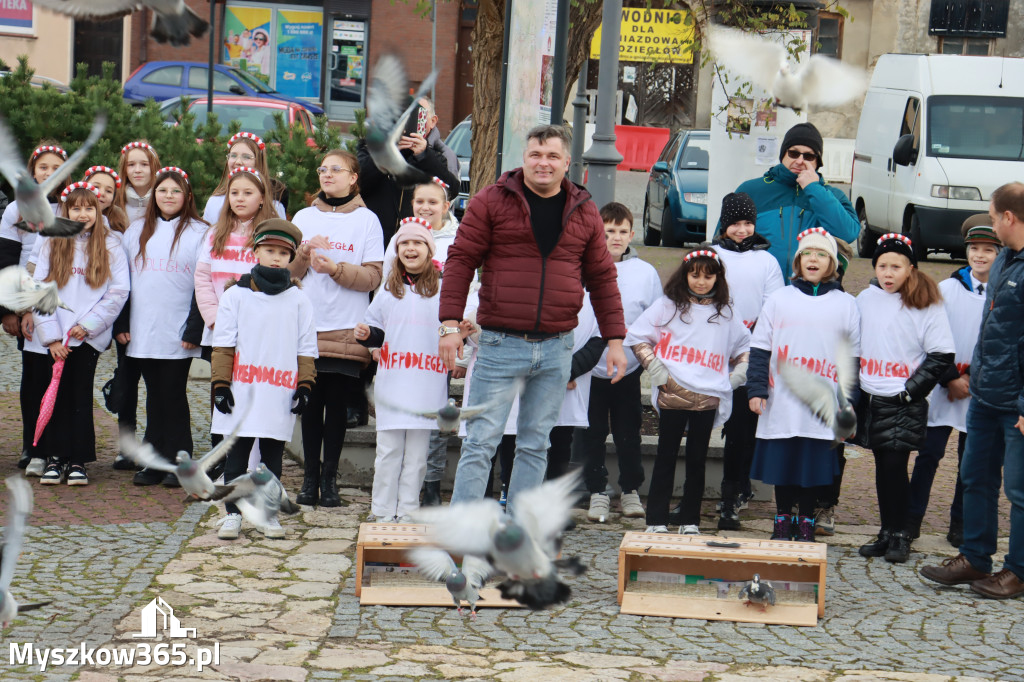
(778, 333, 858, 442)
(707, 25, 867, 112)
(375, 378, 523, 436)
(364, 55, 439, 186)
(739, 573, 776, 611)
(0, 112, 107, 237)
(0, 266, 72, 315)
(408, 548, 492, 618)
(28, 1, 207, 46)
(413, 470, 586, 610)
(211, 464, 301, 532)
(0, 476, 51, 627)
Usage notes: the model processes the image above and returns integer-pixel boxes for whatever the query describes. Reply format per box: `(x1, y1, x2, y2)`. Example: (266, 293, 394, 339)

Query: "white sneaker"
(587, 493, 611, 522)
(680, 524, 701, 535)
(620, 491, 645, 518)
(396, 515, 415, 524)
(25, 458, 45, 477)
(261, 516, 285, 539)
(645, 525, 669, 533)
(217, 513, 242, 540)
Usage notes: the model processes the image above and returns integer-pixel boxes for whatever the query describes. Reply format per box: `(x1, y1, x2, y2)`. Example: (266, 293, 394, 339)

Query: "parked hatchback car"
(159, 96, 316, 146)
(125, 61, 324, 115)
(444, 116, 471, 218)
(643, 129, 710, 247)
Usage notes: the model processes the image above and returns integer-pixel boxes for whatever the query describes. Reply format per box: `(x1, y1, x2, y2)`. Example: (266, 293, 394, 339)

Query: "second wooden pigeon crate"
(617, 532, 828, 626)
(354, 522, 521, 608)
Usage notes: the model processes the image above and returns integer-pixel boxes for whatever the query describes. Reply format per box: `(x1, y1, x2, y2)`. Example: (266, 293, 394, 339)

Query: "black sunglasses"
(786, 149, 818, 162)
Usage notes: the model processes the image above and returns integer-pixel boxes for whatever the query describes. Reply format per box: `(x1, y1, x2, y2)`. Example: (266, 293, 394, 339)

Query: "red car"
(160, 95, 317, 147)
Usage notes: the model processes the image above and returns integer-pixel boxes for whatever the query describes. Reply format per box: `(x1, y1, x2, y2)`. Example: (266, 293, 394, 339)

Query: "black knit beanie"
(720, 192, 758, 230)
(872, 232, 917, 267)
(780, 122, 824, 169)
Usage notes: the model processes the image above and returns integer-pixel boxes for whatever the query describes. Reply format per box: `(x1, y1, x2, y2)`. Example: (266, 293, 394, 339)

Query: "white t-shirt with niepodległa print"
(293, 205, 384, 332)
(625, 296, 751, 426)
(857, 284, 955, 398)
(122, 217, 207, 359)
(751, 285, 861, 440)
(712, 244, 785, 331)
(210, 284, 318, 440)
(928, 276, 985, 431)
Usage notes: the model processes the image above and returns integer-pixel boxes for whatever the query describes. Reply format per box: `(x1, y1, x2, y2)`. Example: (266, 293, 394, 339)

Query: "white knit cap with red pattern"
(394, 217, 436, 256)
(794, 227, 838, 268)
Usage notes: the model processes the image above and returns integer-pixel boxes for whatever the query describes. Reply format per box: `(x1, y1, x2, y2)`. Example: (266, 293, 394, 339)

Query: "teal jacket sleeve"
(804, 182, 860, 243)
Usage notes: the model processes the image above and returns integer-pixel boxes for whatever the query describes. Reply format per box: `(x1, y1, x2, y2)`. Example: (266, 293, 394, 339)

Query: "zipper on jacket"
(532, 197, 585, 331)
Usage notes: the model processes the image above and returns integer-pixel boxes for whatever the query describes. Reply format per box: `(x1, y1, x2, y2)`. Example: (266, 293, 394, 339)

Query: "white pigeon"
(0, 476, 50, 627)
(119, 426, 239, 501)
(364, 55, 439, 186)
(0, 112, 107, 236)
(374, 378, 523, 436)
(211, 464, 301, 531)
(778, 333, 858, 442)
(707, 25, 867, 112)
(29, 1, 207, 46)
(0, 266, 72, 315)
(413, 470, 585, 610)
(408, 548, 493, 619)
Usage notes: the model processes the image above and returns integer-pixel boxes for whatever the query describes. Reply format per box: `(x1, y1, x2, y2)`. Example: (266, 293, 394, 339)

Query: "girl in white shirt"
(855, 233, 955, 563)
(23, 183, 130, 486)
(627, 250, 751, 535)
(117, 167, 209, 487)
(115, 141, 161, 224)
(203, 132, 287, 223)
(354, 219, 450, 523)
(747, 228, 861, 543)
(83, 166, 129, 235)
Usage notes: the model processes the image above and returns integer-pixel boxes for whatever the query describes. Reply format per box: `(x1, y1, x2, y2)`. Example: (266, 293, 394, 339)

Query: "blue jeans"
(960, 402, 1024, 577)
(450, 330, 573, 513)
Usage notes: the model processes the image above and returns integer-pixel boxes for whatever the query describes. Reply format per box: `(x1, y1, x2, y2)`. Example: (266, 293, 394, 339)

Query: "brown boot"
(969, 568, 1024, 599)
(920, 553, 991, 586)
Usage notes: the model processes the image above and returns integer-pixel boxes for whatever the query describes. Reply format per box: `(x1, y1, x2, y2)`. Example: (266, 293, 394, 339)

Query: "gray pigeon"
(28, 1, 207, 46)
(364, 55, 439, 187)
(375, 378, 523, 436)
(738, 573, 776, 611)
(408, 548, 492, 619)
(0, 266, 72, 315)
(211, 464, 300, 531)
(119, 423, 240, 501)
(0, 112, 107, 236)
(413, 470, 586, 610)
(0, 476, 50, 627)
(777, 333, 858, 442)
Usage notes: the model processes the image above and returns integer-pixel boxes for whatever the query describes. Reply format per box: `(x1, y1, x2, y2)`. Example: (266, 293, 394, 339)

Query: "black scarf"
(791, 277, 841, 297)
(241, 264, 293, 295)
(713, 232, 771, 253)
(688, 288, 716, 301)
(318, 191, 356, 208)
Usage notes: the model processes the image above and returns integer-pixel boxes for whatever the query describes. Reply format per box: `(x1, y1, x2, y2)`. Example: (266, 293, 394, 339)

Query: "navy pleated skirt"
(750, 437, 840, 487)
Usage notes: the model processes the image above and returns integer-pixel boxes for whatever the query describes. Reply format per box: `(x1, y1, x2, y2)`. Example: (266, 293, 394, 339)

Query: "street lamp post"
(583, 0, 623, 207)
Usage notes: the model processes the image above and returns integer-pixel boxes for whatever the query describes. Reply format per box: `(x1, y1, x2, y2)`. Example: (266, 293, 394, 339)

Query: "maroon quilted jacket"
(440, 169, 626, 338)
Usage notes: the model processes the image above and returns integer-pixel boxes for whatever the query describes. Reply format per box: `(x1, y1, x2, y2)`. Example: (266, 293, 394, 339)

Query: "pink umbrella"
(32, 332, 71, 447)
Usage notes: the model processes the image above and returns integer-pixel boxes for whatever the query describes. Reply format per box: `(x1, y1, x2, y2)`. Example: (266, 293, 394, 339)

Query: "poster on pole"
(223, 5, 274, 84)
(706, 29, 811, 234)
(275, 9, 323, 100)
(499, 0, 559, 174)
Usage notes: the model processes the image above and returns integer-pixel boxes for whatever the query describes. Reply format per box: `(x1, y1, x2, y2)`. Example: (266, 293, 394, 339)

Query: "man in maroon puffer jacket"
(438, 124, 628, 509)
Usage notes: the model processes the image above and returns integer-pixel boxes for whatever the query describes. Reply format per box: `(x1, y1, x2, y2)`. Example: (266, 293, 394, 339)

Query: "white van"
(850, 54, 1024, 259)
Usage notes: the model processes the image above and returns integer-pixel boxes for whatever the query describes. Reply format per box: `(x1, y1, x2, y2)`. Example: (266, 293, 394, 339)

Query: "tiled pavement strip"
(0, 334, 1020, 682)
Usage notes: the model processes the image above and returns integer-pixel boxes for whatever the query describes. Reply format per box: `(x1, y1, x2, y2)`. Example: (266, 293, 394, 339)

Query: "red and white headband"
(32, 145, 67, 161)
(431, 176, 450, 190)
(877, 232, 913, 248)
(229, 166, 262, 181)
(399, 217, 432, 229)
(227, 131, 266, 150)
(155, 166, 189, 184)
(121, 141, 156, 156)
(84, 166, 122, 188)
(60, 182, 102, 202)
(797, 227, 828, 241)
(683, 249, 718, 263)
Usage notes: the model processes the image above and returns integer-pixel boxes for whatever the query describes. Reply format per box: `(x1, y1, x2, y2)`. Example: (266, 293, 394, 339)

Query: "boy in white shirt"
(580, 203, 663, 522)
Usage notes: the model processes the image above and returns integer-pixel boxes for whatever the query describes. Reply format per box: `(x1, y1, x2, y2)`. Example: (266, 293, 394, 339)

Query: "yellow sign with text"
(590, 8, 695, 64)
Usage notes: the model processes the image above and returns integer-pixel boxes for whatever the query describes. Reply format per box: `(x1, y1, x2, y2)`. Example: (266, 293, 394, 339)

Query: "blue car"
(123, 61, 324, 115)
(642, 129, 710, 247)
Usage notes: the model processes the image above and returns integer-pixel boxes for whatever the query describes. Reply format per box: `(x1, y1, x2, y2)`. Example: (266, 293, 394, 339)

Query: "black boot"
(718, 481, 741, 531)
(906, 514, 923, 540)
(319, 452, 342, 508)
(859, 529, 891, 557)
(296, 454, 319, 506)
(884, 530, 912, 563)
(946, 519, 964, 547)
(421, 480, 441, 507)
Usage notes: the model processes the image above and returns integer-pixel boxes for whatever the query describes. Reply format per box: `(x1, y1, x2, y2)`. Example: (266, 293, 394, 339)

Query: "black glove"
(213, 386, 234, 414)
(291, 385, 311, 414)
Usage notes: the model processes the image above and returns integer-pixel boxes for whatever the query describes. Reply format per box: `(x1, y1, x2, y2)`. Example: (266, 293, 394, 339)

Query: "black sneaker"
(112, 453, 138, 470)
(946, 519, 964, 548)
(132, 468, 165, 486)
(66, 464, 89, 486)
(17, 449, 32, 469)
(162, 472, 181, 488)
(40, 458, 66, 485)
(859, 529, 891, 557)
(884, 530, 911, 563)
(770, 514, 792, 540)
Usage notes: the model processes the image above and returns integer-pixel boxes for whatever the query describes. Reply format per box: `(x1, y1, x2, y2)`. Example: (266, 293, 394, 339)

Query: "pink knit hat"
(394, 217, 436, 256)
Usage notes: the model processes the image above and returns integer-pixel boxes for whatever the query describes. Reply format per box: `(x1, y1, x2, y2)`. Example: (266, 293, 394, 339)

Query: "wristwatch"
(438, 324, 460, 337)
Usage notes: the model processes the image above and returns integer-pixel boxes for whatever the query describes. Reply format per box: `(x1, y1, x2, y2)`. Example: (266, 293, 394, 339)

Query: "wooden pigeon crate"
(354, 522, 522, 608)
(617, 532, 828, 626)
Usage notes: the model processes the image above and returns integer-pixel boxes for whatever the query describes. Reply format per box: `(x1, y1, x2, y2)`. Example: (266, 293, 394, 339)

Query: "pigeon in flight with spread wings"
(29, 1, 207, 46)
(0, 476, 51, 627)
(0, 266, 72, 316)
(408, 548, 493, 619)
(778, 333, 859, 442)
(374, 378, 523, 436)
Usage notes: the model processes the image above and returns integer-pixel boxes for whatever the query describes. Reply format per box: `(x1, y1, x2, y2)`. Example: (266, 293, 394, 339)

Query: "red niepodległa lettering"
(378, 341, 448, 374)
(231, 354, 297, 388)
(651, 331, 725, 372)
(859, 357, 914, 378)
(775, 345, 838, 381)
(217, 247, 257, 263)
(300, 239, 355, 253)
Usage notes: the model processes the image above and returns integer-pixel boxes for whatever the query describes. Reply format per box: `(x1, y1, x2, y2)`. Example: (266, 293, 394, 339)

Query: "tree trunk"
(469, 0, 603, 195)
